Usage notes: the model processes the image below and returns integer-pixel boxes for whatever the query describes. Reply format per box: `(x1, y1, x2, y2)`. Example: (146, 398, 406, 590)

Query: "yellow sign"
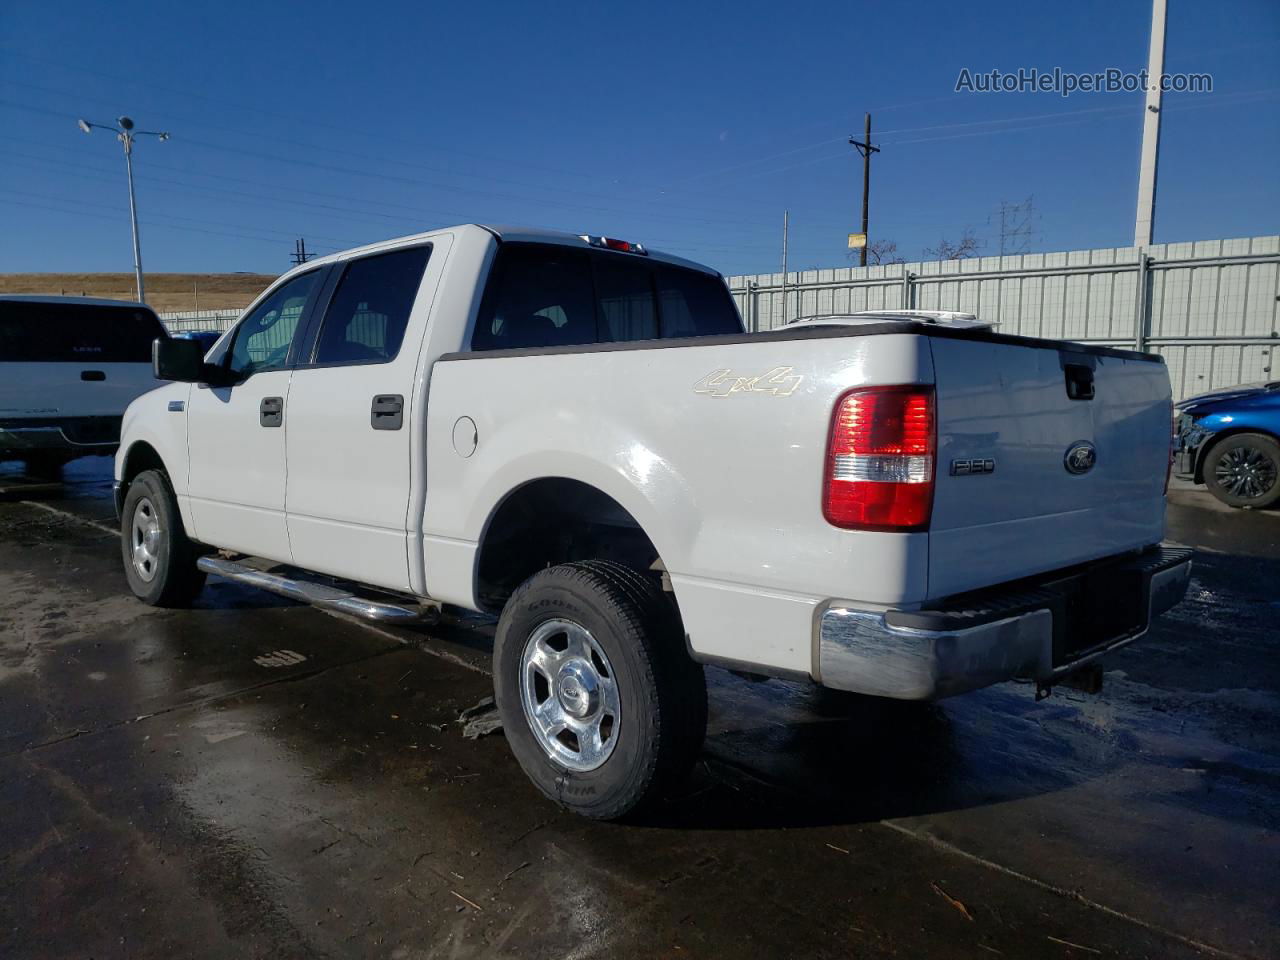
(847, 233, 867, 249)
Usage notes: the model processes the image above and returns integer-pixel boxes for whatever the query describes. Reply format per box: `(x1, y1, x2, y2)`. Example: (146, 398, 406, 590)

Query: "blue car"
(171, 330, 222, 353)
(1174, 381, 1280, 508)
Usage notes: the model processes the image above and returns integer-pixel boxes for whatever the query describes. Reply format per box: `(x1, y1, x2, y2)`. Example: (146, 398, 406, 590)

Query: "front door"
(186, 269, 323, 562)
(284, 243, 437, 592)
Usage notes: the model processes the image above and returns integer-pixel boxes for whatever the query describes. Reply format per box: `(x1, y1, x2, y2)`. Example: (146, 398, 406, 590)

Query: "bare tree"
(923, 228, 985, 261)
(846, 239, 905, 265)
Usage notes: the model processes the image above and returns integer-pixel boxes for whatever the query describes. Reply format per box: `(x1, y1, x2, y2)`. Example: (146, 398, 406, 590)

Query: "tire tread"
(495, 560, 706, 820)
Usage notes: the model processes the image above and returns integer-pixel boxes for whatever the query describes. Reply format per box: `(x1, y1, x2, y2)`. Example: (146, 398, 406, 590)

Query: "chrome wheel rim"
(519, 618, 621, 771)
(1214, 445, 1277, 501)
(130, 497, 162, 583)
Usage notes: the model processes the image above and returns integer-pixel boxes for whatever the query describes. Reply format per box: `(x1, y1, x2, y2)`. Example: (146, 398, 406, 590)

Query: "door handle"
(371, 394, 404, 431)
(80, 370, 106, 382)
(260, 396, 284, 427)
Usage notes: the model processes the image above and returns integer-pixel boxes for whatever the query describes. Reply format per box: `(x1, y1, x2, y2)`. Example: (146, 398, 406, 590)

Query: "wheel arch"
(116, 441, 162, 513)
(472, 476, 671, 616)
(121, 440, 168, 485)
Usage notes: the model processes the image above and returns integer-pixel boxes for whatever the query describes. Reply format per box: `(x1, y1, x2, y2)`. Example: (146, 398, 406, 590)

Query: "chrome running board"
(197, 555, 434, 623)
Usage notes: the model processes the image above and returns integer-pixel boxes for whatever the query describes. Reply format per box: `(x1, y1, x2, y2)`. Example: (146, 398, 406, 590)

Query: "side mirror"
(152, 337, 205, 382)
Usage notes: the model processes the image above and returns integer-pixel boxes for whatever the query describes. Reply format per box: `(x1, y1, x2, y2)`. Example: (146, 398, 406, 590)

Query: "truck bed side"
(423, 332, 933, 674)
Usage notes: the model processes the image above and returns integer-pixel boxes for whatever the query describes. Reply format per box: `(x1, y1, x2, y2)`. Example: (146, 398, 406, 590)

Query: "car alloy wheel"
(130, 496, 162, 583)
(519, 617, 621, 772)
(1214, 444, 1278, 500)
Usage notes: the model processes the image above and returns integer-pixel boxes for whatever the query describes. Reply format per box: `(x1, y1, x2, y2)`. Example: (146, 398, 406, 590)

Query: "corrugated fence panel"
(727, 235, 1278, 401)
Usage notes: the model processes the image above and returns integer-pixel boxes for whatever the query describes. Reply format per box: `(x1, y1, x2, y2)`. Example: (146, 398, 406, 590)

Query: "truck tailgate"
(0, 362, 159, 419)
(927, 337, 1170, 599)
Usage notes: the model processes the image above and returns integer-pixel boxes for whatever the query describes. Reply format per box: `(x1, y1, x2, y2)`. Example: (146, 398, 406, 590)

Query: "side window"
(655, 266, 742, 338)
(312, 246, 431, 365)
(594, 257, 657, 343)
(472, 245, 596, 351)
(227, 271, 319, 377)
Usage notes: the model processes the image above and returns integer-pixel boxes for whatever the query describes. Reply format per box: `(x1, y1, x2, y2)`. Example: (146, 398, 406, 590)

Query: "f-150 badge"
(693, 366, 803, 398)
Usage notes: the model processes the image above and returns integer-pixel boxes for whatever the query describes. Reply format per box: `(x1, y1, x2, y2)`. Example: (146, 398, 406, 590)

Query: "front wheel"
(1202, 433, 1280, 509)
(493, 560, 707, 820)
(120, 469, 207, 606)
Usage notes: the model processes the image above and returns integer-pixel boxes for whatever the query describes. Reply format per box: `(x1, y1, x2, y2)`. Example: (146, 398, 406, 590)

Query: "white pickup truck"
(116, 224, 1191, 818)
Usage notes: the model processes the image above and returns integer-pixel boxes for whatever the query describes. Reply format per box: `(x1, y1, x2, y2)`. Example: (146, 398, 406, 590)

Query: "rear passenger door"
(284, 242, 441, 591)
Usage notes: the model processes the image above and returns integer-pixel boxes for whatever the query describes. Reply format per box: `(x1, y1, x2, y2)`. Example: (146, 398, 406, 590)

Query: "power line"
(0, 187, 358, 247)
(0, 196, 346, 250)
(0, 91, 824, 233)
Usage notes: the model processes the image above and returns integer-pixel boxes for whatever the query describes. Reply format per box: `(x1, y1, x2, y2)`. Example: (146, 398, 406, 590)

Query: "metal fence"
(160, 309, 242, 334)
(727, 235, 1280, 402)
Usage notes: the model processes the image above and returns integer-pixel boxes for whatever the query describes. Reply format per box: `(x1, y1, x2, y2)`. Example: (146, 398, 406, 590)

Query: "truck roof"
(276, 223, 722, 284)
(0, 294, 152, 309)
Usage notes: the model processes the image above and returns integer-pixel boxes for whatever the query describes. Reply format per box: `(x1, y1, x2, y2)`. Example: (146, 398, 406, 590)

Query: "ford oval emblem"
(1064, 441, 1097, 475)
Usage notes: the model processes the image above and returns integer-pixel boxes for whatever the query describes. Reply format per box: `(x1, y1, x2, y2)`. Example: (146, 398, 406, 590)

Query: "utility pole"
(1134, 0, 1167, 247)
(997, 196, 1036, 255)
(77, 116, 170, 303)
(780, 210, 789, 327)
(291, 238, 315, 266)
(849, 113, 880, 267)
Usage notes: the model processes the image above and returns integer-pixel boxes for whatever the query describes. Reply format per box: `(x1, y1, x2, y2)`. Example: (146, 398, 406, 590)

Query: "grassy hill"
(0, 273, 276, 314)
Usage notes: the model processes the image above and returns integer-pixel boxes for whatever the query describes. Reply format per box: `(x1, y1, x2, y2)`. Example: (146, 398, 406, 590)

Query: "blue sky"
(1, 0, 1276, 277)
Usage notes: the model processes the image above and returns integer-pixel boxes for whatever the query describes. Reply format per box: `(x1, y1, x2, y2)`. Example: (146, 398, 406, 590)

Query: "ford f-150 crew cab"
(115, 224, 1192, 819)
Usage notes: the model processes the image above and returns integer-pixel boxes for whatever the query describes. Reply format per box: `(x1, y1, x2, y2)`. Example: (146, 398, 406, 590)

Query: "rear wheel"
(121, 469, 207, 606)
(1202, 433, 1280, 509)
(493, 560, 707, 820)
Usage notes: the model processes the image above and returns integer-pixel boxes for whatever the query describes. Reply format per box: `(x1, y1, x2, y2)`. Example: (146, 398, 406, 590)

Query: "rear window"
(471, 246, 597, 351)
(472, 243, 741, 351)
(0, 301, 167, 363)
(595, 255, 658, 342)
(654, 265, 742, 338)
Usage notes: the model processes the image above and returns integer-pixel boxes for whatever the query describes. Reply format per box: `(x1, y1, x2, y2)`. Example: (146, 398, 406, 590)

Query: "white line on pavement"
(19, 500, 119, 536)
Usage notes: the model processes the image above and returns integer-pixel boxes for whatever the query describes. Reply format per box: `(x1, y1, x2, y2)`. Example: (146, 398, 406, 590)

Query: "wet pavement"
(1, 461, 1277, 959)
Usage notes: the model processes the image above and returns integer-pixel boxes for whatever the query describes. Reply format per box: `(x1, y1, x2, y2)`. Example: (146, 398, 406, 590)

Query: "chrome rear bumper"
(818, 546, 1192, 700)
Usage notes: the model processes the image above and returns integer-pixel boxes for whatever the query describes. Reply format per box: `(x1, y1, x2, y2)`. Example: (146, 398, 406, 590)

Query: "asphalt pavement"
(1, 460, 1276, 959)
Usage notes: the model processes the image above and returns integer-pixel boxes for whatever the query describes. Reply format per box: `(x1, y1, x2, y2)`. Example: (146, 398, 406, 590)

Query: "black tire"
(1202, 432, 1280, 509)
(120, 469, 206, 607)
(493, 560, 707, 820)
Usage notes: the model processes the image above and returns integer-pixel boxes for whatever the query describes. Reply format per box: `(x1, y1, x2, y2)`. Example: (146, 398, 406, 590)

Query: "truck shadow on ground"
(645, 675, 1099, 830)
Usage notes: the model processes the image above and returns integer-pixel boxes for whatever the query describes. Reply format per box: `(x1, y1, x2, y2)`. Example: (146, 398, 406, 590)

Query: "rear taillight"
(823, 385, 936, 531)
(1164, 402, 1174, 494)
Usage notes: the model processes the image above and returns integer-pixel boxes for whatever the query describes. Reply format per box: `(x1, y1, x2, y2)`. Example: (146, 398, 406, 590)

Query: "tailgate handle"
(371, 394, 404, 431)
(1064, 364, 1095, 401)
(80, 370, 106, 382)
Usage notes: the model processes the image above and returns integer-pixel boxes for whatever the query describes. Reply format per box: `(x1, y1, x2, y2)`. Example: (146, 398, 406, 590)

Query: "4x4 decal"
(693, 366, 803, 398)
